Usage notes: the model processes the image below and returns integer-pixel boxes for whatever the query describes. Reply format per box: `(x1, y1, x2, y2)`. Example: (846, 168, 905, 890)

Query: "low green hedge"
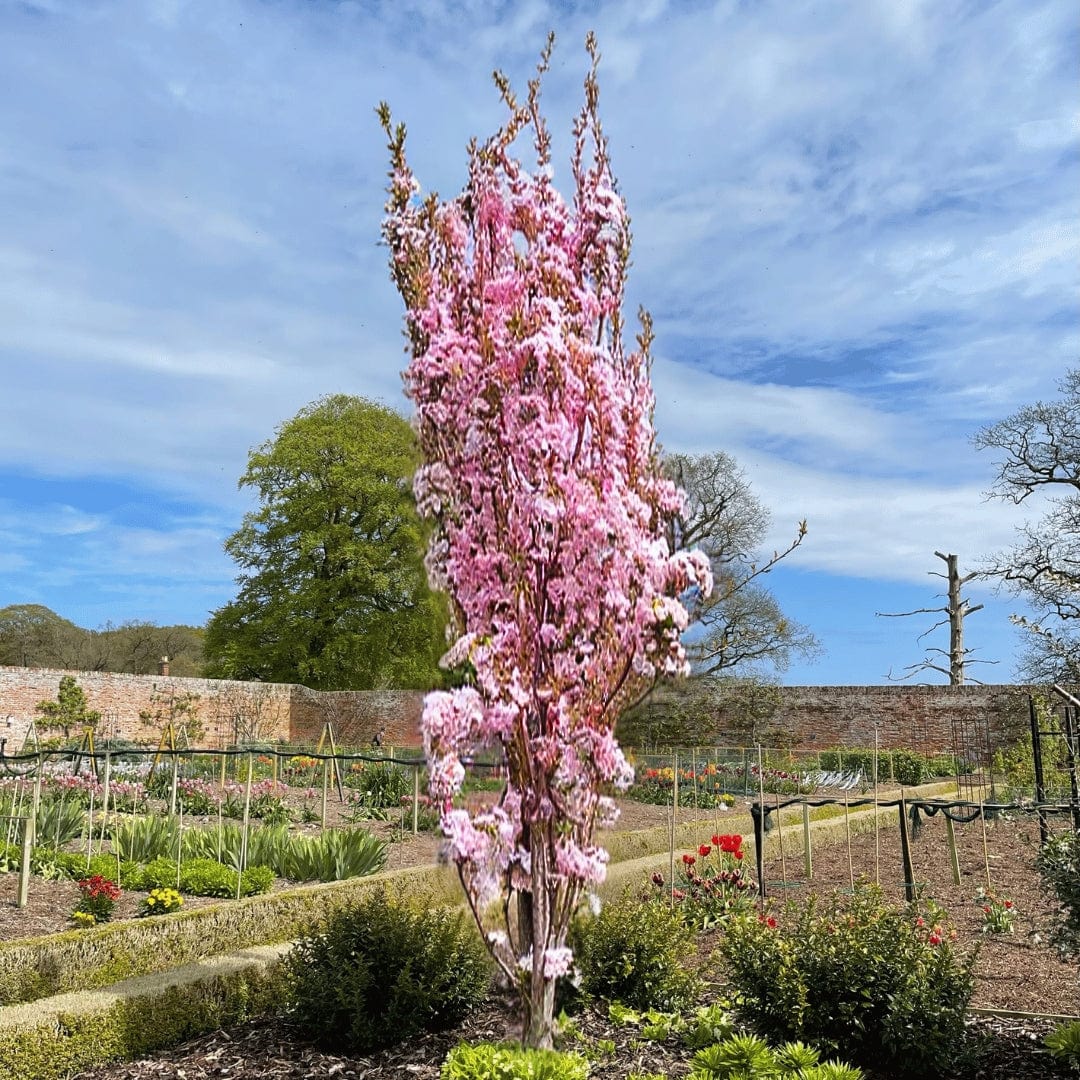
(0, 949, 289, 1080)
(0, 862, 458, 1007)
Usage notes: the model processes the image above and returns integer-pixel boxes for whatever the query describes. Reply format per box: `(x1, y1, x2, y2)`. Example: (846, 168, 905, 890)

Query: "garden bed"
(61, 801, 1080, 1080)
(0, 797, 740, 943)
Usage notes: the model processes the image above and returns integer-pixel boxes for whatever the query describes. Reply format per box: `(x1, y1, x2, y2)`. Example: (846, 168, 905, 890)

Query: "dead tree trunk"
(877, 552, 991, 685)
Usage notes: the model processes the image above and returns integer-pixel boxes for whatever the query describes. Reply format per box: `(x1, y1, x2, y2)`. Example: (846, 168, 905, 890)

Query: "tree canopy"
(665, 451, 820, 676)
(975, 369, 1080, 683)
(203, 394, 446, 690)
(0, 604, 204, 676)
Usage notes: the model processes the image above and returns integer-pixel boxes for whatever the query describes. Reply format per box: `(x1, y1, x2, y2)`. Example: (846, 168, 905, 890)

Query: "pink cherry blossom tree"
(379, 33, 711, 1048)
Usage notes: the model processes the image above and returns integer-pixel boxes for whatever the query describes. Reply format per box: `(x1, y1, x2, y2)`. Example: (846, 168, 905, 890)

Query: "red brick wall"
(286, 686, 424, 749)
(758, 684, 1031, 756)
(0, 665, 1035, 756)
(0, 665, 425, 750)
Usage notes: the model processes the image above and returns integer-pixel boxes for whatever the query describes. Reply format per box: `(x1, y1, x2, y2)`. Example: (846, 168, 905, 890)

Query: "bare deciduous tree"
(975, 369, 1080, 684)
(878, 551, 996, 685)
(665, 451, 819, 676)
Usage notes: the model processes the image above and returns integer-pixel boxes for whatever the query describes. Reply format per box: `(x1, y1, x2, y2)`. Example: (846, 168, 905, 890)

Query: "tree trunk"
(524, 822, 555, 1049)
(942, 552, 964, 685)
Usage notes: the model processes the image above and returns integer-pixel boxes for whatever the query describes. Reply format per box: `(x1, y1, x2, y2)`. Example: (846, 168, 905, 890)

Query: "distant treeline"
(0, 604, 204, 677)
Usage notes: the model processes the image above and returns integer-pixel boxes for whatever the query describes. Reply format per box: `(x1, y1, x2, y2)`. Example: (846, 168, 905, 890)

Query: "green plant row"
(815, 748, 960, 785)
(0, 951, 289, 1080)
(0, 862, 459, 1007)
(108, 818, 388, 881)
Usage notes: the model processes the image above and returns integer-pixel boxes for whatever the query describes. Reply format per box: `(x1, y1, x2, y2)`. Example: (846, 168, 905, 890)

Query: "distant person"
(371, 727, 385, 751)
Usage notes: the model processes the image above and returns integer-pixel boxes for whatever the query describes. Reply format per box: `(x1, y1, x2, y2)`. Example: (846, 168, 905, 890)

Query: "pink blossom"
(380, 34, 709, 1045)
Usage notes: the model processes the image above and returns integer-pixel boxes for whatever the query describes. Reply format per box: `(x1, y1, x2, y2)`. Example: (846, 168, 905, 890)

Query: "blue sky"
(0, 0, 1076, 685)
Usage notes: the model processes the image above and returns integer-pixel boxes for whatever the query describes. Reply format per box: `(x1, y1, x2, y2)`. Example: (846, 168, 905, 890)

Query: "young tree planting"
(380, 35, 711, 1046)
(35, 675, 101, 740)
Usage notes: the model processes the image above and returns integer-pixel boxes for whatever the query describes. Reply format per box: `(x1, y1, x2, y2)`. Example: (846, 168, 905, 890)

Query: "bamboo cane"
(238, 753, 253, 901)
(802, 801, 812, 880)
(844, 794, 854, 891)
(668, 750, 677, 909)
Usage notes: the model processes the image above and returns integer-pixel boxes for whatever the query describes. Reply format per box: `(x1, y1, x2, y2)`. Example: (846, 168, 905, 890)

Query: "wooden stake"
(321, 755, 329, 830)
(775, 788, 787, 884)
(238, 752, 253, 901)
(176, 794, 184, 891)
(757, 744, 767, 906)
(802, 801, 813, 880)
(844, 794, 854, 891)
(17, 816, 31, 908)
(99, 751, 112, 857)
(945, 814, 962, 886)
(85, 784, 95, 870)
(898, 793, 917, 904)
(873, 729, 881, 885)
(412, 765, 420, 835)
(979, 787, 992, 893)
(31, 754, 43, 846)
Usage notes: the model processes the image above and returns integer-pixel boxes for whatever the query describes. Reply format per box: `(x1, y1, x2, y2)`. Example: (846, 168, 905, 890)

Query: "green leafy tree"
(0, 604, 204, 676)
(0, 604, 82, 668)
(204, 395, 446, 690)
(35, 675, 101, 739)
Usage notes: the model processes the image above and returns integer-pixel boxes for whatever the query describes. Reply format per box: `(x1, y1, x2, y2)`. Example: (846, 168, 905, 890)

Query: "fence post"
(898, 795, 917, 904)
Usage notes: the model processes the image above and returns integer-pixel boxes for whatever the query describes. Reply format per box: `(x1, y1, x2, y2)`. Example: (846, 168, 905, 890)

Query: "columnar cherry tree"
(380, 34, 711, 1048)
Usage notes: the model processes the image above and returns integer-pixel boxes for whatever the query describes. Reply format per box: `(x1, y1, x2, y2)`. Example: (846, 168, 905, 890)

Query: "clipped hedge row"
(0, 862, 458, 1007)
(0, 947, 289, 1080)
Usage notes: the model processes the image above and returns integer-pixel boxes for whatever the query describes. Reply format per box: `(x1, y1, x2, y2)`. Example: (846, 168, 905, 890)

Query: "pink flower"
(380, 38, 711, 1033)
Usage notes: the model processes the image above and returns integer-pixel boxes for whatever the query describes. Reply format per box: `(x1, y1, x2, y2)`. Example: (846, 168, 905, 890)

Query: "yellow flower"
(147, 896, 156, 905)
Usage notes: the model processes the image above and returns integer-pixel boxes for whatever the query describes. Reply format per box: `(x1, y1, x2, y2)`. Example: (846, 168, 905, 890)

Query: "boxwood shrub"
(284, 888, 490, 1054)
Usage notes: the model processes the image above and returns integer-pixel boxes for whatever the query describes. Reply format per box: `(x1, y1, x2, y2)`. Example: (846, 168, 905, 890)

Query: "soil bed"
(57, 802, 1080, 1079)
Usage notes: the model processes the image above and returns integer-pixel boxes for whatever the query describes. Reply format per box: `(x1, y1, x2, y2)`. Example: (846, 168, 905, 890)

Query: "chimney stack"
(157, 656, 170, 677)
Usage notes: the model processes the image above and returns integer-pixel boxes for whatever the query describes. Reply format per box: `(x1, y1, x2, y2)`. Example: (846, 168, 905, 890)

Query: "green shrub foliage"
(569, 894, 701, 1012)
(135, 856, 273, 897)
(719, 887, 974, 1078)
(1037, 828, 1080, 956)
(281, 827, 388, 882)
(35, 800, 86, 846)
(110, 815, 179, 863)
(284, 889, 490, 1054)
(49, 851, 143, 889)
(346, 761, 412, 806)
(1044, 1019, 1080, 1069)
(689, 1034, 864, 1079)
(441, 1042, 589, 1080)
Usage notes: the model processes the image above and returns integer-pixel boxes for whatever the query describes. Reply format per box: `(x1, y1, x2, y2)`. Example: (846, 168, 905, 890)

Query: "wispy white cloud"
(0, 0, 1074, 679)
